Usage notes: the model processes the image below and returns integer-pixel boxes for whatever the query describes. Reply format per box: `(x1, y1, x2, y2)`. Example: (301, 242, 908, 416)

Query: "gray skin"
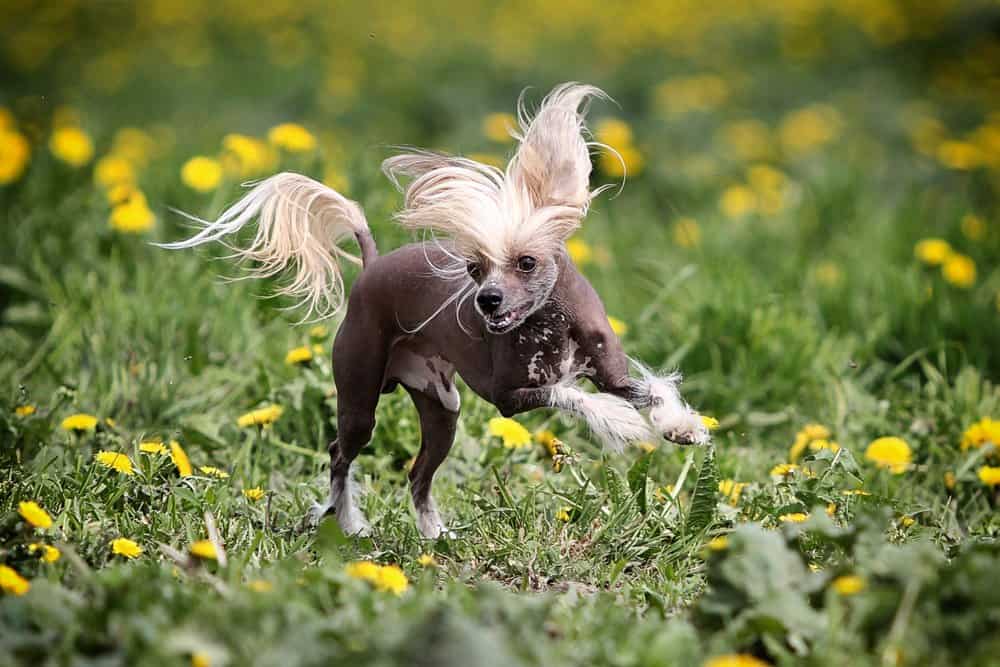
(325, 231, 659, 533)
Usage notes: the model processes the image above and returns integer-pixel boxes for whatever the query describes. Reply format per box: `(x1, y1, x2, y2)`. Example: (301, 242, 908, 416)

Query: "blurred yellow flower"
(109, 197, 155, 233)
(285, 345, 313, 365)
(417, 553, 437, 567)
(18, 501, 52, 529)
(345, 561, 409, 595)
(960, 417, 999, 451)
(770, 463, 813, 479)
(488, 417, 532, 448)
(0, 565, 30, 596)
(779, 512, 809, 523)
(95, 451, 135, 475)
(309, 325, 329, 339)
(672, 217, 701, 248)
(594, 118, 634, 149)
(961, 214, 986, 241)
(701, 415, 720, 430)
(607, 316, 628, 336)
(555, 507, 571, 522)
(936, 140, 983, 170)
(112, 127, 157, 166)
(864, 436, 911, 474)
(222, 133, 274, 176)
(831, 575, 866, 596)
(944, 471, 956, 490)
(106, 182, 141, 206)
(28, 543, 60, 563)
(812, 261, 843, 287)
(170, 440, 193, 477)
(899, 516, 915, 527)
(706, 536, 729, 551)
(49, 126, 94, 166)
(181, 156, 223, 192)
(62, 413, 98, 432)
(0, 130, 31, 184)
(599, 144, 643, 178)
(191, 653, 210, 667)
(779, 104, 842, 156)
(718, 479, 746, 504)
(718, 120, 773, 161)
(323, 165, 350, 193)
(482, 112, 516, 143)
(0, 107, 13, 129)
(247, 579, 272, 593)
(237, 404, 284, 428)
(15, 404, 36, 417)
(190, 540, 218, 560)
(243, 487, 265, 501)
(655, 75, 729, 115)
(978, 466, 1000, 487)
(111, 537, 143, 558)
(94, 155, 136, 189)
(139, 440, 169, 455)
(268, 123, 316, 152)
(703, 653, 770, 667)
(913, 238, 952, 265)
(720, 185, 757, 218)
(199, 466, 229, 479)
(566, 237, 593, 265)
(941, 254, 976, 288)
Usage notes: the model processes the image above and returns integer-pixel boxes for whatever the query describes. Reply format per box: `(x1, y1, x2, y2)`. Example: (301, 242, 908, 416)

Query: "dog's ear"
(508, 83, 607, 217)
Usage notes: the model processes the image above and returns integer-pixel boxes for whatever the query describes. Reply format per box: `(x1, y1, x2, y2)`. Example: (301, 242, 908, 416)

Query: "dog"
(161, 83, 709, 538)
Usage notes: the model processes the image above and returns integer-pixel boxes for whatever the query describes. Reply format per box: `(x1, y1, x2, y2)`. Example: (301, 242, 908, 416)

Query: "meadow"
(2, 1, 1000, 665)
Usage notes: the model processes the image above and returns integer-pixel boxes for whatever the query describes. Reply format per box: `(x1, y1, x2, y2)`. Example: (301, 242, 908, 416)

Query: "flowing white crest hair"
(383, 82, 610, 265)
(157, 173, 370, 320)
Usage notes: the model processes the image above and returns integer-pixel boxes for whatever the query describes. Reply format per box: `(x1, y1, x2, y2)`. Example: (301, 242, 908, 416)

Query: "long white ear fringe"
(550, 382, 652, 453)
(157, 172, 369, 320)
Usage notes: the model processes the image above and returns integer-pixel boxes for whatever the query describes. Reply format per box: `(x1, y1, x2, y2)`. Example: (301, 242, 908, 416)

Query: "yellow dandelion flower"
(309, 325, 329, 339)
(718, 479, 746, 505)
(706, 535, 729, 551)
(237, 405, 284, 428)
(0, 565, 30, 596)
(111, 537, 143, 558)
(482, 112, 516, 143)
(199, 466, 229, 479)
(49, 126, 94, 167)
(944, 471, 956, 490)
(913, 238, 952, 265)
(221, 133, 275, 176)
(961, 214, 986, 241)
(672, 217, 701, 248)
(247, 579, 272, 593)
(978, 466, 1000, 487)
(566, 237, 593, 266)
(779, 512, 809, 523)
(594, 118, 634, 149)
(701, 415, 720, 430)
(374, 565, 409, 595)
(607, 316, 628, 336)
(703, 653, 770, 667)
(94, 155, 136, 189)
(170, 440, 193, 477)
(111, 127, 157, 166)
(18, 501, 53, 529)
(61, 413, 98, 432)
(28, 543, 60, 563)
(639, 441, 657, 454)
(555, 507, 571, 522)
(488, 417, 532, 449)
(961, 417, 1000, 451)
(770, 463, 808, 478)
(0, 129, 31, 185)
(180, 156, 223, 192)
(417, 553, 437, 567)
(243, 487, 265, 501)
(941, 254, 976, 288)
(15, 404, 36, 417)
(720, 184, 757, 218)
(813, 261, 843, 287)
(191, 652, 210, 667)
(831, 574, 866, 595)
(717, 119, 773, 161)
(826, 502, 837, 517)
(285, 345, 313, 365)
(936, 140, 983, 170)
(190, 540, 218, 560)
(95, 451, 135, 475)
(268, 123, 316, 152)
(779, 104, 842, 156)
(899, 516, 916, 527)
(106, 182, 141, 206)
(109, 197, 155, 233)
(345, 560, 381, 583)
(599, 144, 643, 177)
(139, 441, 169, 455)
(864, 436, 912, 474)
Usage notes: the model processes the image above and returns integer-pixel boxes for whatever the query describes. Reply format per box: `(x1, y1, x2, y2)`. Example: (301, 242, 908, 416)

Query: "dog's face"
(468, 250, 559, 334)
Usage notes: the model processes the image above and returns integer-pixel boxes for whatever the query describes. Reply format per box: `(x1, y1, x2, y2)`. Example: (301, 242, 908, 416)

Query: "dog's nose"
(476, 287, 503, 314)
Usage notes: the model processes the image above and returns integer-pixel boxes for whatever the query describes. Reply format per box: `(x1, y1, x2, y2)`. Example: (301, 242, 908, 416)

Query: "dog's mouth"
(484, 307, 524, 334)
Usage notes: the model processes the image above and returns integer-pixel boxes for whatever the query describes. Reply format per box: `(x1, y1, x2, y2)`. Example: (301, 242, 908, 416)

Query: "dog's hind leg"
(310, 320, 388, 536)
(404, 386, 459, 539)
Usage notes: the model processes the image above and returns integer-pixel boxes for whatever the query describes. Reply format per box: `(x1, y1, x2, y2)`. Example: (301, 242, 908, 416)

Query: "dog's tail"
(158, 172, 375, 319)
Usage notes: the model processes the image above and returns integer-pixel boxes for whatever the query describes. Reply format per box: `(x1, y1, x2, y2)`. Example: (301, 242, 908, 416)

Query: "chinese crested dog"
(162, 83, 709, 538)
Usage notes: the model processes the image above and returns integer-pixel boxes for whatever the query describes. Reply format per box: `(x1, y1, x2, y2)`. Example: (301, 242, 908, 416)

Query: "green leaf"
(685, 445, 718, 536)
(627, 453, 651, 514)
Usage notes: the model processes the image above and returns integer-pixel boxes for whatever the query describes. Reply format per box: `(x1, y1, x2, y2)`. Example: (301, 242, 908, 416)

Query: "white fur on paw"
(659, 410, 709, 445)
(416, 506, 451, 539)
(308, 500, 333, 526)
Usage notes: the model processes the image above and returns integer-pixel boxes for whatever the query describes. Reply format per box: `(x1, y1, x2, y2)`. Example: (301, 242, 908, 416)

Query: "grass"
(2, 2, 1000, 666)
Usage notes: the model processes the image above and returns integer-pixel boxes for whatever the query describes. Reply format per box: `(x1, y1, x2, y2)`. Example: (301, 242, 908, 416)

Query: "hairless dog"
(161, 83, 709, 538)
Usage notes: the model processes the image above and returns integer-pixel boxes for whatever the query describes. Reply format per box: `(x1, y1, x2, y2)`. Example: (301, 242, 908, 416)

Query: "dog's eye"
(466, 262, 481, 279)
(517, 256, 537, 272)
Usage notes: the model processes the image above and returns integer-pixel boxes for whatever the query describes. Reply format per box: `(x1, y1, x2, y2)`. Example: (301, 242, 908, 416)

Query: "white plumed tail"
(550, 383, 652, 453)
(158, 172, 371, 319)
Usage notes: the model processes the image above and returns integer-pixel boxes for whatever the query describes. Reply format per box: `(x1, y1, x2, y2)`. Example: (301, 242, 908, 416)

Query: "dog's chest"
(512, 313, 593, 387)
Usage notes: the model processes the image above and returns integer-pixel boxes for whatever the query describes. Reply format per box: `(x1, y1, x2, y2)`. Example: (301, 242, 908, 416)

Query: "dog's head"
(384, 83, 609, 334)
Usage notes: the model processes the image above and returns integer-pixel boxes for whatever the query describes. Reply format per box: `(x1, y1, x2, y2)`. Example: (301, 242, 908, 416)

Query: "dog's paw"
(661, 412, 710, 446)
(416, 508, 453, 540)
(307, 500, 333, 526)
